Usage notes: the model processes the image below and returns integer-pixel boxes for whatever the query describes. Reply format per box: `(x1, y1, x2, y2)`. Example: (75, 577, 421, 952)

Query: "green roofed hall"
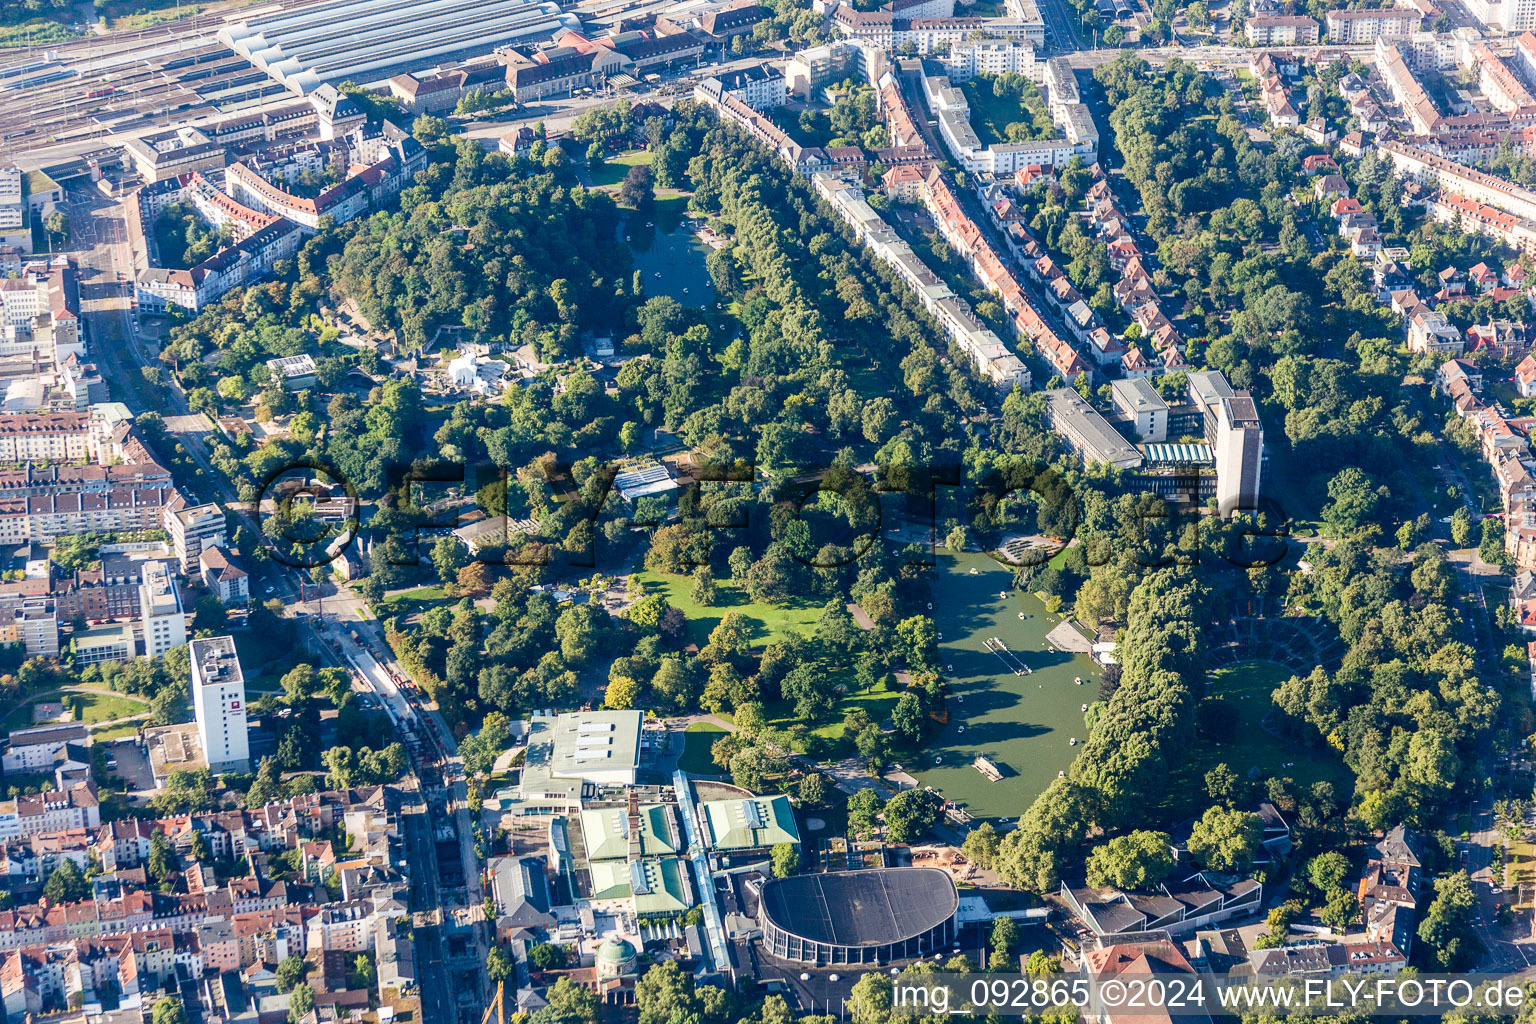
(579, 804, 680, 862)
(701, 793, 800, 853)
(586, 856, 695, 916)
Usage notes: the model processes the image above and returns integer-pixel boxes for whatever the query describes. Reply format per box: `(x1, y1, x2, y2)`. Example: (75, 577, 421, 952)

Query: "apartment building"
(0, 597, 57, 657)
(1381, 139, 1536, 222)
(1244, 14, 1320, 44)
(1, 724, 87, 775)
(198, 547, 250, 605)
(164, 496, 226, 573)
(707, 65, 788, 111)
(0, 784, 100, 842)
(137, 561, 186, 658)
(1325, 7, 1419, 41)
(0, 413, 93, 463)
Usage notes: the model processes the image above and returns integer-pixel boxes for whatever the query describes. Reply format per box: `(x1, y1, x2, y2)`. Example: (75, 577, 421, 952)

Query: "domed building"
(758, 867, 959, 965)
(594, 937, 638, 979)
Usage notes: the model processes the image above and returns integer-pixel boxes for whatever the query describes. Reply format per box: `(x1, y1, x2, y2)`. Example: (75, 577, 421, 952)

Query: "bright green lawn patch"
(1163, 659, 1349, 819)
(72, 691, 146, 724)
(589, 149, 655, 188)
(377, 584, 450, 619)
(634, 570, 829, 648)
(679, 723, 725, 774)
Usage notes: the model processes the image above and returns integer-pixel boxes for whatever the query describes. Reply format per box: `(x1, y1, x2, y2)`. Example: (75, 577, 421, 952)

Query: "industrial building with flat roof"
(758, 867, 959, 964)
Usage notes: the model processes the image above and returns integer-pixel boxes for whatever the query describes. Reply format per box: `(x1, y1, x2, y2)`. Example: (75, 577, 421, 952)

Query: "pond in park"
(621, 203, 717, 310)
(909, 552, 1103, 821)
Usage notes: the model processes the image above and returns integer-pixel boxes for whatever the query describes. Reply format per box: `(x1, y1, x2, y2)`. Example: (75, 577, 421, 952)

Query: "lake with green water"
(911, 553, 1102, 820)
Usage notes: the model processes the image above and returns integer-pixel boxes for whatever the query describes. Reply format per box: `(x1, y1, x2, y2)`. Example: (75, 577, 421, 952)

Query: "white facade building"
(137, 560, 187, 658)
(191, 636, 250, 773)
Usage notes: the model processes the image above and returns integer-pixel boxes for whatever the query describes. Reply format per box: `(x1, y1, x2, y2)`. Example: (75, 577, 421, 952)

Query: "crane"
(480, 978, 505, 1024)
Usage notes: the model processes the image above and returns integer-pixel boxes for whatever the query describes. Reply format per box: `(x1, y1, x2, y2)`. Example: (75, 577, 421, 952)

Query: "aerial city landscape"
(9, 0, 1536, 1018)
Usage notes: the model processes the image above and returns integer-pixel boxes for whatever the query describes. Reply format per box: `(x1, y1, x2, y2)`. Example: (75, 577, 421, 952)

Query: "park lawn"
(377, 584, 451, 619)
(1162, 659, 1349, 820)
(589, 149, 655, 188)
(679, 723, 726, 774)
(91, 722, 141, 742)
(634, 570, 830, 648)
(72, 691, 146, 724)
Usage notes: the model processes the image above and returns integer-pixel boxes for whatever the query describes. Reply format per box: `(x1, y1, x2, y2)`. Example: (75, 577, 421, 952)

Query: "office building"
(1215, 393, 1264, 516)
(137, 561, 187, 658)
(1044, 388, 1143, 470)
(121, 128, 227, 184)
(1187, 370, 1236, 445)
(1110, 378, 1168, 443)
(191, 636, 250, 774)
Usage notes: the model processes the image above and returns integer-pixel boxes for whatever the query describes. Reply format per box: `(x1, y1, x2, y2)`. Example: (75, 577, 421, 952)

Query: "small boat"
(1017, 612, 1024, 619)
(1058, 770, 1066, 778)
(969, 568, 978, 575)
(1081, 703, 1088, 712)
(998, 591, 1007, 599)
(1074, 677, 1083, 685)
(683, 288, 688, 293)
(957, 725, 965, 733)
(653, 271, 661, 278)
(956, 695, 964, 702)
(1069, 738, 1077, 746)
(645, 221, 655, 227)
(946, 664, 953, 671)
(625, 235, 632, 241)
(934, 756, 942, 764)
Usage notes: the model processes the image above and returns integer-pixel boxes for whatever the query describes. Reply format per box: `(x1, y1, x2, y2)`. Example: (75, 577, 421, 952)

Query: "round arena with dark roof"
(757, 867, 960, 965)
